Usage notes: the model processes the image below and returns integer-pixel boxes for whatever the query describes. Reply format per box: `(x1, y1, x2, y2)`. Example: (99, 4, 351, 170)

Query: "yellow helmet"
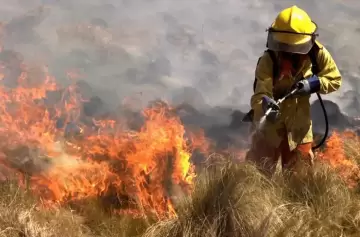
(267, 5, 318, 54)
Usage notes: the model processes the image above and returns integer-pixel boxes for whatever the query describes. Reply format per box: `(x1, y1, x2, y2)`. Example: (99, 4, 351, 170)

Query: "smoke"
(2, 0, 360, 211)
(0, 0, 358, 113)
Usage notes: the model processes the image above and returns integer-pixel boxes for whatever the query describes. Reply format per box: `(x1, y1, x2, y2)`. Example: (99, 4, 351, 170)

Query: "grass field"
(1, 132, 360, 237)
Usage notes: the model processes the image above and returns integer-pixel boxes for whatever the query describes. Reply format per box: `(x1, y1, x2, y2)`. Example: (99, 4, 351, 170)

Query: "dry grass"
(1, 149, 360, 236)
(0, 180, 154, 237)
(0, 181, 91, 237)
(144, 159, 360, 237)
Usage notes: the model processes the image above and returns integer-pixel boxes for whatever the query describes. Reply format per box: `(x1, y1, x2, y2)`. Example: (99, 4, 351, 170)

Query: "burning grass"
(1, 64, 360, 236)
(0, 67, 208, 220)
(2, 148, 360, 237)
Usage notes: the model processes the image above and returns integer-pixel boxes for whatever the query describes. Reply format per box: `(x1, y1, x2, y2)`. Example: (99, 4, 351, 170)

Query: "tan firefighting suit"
(246, 41, 342, 176)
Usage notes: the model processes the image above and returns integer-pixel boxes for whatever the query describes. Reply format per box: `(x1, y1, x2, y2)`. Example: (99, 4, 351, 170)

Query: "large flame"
(0, 64, 204, 219)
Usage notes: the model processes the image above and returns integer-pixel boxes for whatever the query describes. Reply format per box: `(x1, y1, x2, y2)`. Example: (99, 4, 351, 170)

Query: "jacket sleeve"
(250, 52, 274, 122)
(315, 44, 342, 94)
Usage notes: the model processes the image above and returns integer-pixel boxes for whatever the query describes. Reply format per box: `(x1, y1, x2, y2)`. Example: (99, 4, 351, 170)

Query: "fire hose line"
(312, 92, 329, 151)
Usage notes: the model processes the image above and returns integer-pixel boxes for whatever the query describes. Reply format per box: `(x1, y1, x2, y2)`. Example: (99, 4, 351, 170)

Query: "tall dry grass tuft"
(0, 180, 91, 237)
(0, 180, 156, 237)
(70, 198, 157, 237)
(144, 155, 360, 237)
(144, 159, 282, 237)
(273, 160, 360, 236)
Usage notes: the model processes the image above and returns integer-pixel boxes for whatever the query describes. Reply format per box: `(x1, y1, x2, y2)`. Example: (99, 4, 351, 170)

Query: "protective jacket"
(250, 41, 342, 151)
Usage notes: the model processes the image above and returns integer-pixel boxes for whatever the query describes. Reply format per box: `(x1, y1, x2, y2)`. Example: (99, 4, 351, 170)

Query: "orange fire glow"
(0, 64, 206, 219)
(316, 131, 360, 188)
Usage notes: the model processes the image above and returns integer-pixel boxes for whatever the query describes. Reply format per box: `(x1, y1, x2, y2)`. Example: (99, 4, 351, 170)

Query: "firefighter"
(246, 5, 342, 177)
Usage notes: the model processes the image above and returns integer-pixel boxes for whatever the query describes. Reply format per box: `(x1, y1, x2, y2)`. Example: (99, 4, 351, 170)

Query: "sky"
(0, 0, 359, 114)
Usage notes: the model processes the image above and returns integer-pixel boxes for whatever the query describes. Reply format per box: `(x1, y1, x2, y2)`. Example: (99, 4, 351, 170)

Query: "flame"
(316, 131, 360, 188)
(0, 63, 204, 219)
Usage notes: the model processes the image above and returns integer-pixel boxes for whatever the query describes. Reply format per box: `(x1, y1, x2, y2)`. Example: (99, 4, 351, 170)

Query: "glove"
(295, 75, 321, 95)
(261, 96, 280, 123)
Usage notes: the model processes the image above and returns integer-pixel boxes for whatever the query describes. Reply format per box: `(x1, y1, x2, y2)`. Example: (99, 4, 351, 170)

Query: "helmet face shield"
(266, 30, 316, 54)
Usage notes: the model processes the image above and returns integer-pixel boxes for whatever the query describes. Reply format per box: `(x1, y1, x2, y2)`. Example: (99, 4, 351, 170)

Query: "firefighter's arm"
(296, 44, 342, 95)
(316, 45, 342, 94)
(250, 53, 274, 122)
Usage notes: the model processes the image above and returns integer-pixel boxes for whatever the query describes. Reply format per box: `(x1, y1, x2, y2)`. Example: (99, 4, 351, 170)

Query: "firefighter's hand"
(295, 75, 321, 95)
(266, 109, 279, 123)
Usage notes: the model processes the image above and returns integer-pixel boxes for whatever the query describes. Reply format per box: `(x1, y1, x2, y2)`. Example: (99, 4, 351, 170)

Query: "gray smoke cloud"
(0, 0, 358, 114)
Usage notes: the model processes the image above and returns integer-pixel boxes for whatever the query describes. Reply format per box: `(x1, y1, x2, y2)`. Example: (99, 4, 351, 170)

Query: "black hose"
(311, 92, 329, 150)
